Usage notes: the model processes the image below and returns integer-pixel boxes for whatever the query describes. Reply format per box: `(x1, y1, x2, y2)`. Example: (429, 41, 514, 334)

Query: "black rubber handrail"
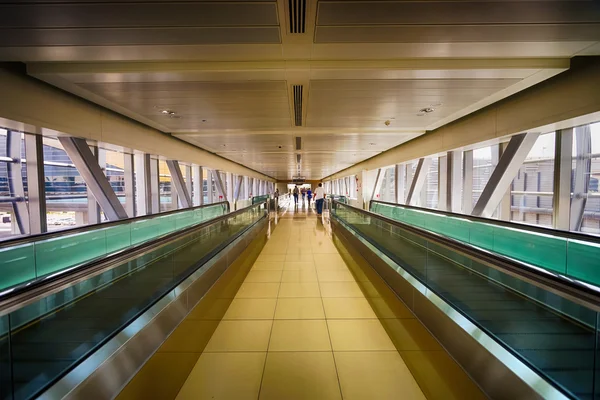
(334, 200, 600, 311)
(0, 202, 264, 316)
(370, 199, 600, 244)
(0, 201, 230, 247)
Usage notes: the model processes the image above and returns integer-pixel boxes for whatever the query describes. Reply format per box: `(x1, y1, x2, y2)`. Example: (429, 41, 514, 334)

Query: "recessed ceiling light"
(419, 107, 434, 113)
(161, 110, 170, 114)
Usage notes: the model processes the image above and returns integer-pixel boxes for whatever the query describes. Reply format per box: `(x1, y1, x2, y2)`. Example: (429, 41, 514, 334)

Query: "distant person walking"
(307, 188, 313, 206)
(293, 185, 299, 204)
(314, 183, 326, 216)
(301, 187, 306, 204)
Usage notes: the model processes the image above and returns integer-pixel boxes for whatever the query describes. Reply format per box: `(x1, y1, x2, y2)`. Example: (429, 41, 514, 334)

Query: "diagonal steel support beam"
(166, 160, 192, 208)
(6, 130, 29, 234)
(570, 124, 592, 231)
(234, 175, 243, 201)
(406, 158, 431, 206)
(370, 169, 383, 202)
(58, 137, 128, 221)
(472, 132, 540, 218)
(24, 133, 47, 233)
(211, 170, 227, 201)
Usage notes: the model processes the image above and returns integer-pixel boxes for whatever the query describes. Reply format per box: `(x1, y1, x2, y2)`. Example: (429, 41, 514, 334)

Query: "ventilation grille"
(296, 154, 302, 164)
(295, 136, 302, 151)
(288, 0, 307, 34)
(293, 85, 303, 127)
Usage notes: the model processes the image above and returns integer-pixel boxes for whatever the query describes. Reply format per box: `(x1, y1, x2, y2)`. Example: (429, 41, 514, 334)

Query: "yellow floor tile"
(252, 261, 284, 271)
(274, 298, 326, 319)
(319, 282, 364, 298)
(284, 261, 315, 270)
(117, 352, 199, 400)
(334, 351, 426, 400)
(259, 352, 342, 400)
(286, 253, 314, 262)
(257, 254, 286, 262)
(278, 282, 321, 298)
(281, 269, 318, 282)
(244, 270, 283, 283)
(160, 320, 220, 353)
(187, 298, 231, 320)
(261, 245, 288, 255)
(367, 297, 414, 319)
(269, 320, 331, 351)
(204, 320, 272, 352)
(176, 352, 266, 400)
(381, 319, 443, 351)
(400, 351, 487, 400)
(322, 298, 377, 319)
(312, 245, 339, 254)
(235, 282, 280, 298)
(327, 319, 396, 351)
(317, 269, 355, 282)
(316, 253, 346, 265)
(223, 298, 277, 320)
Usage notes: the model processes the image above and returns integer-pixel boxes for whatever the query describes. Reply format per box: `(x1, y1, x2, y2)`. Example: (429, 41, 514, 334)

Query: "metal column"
(234, 175, 243, 202)
(438, 155, 448, 211)
(58, 137, 128, 221)
(6, 130, 29, 234)
(462, 150, 474, 214)
(472, 132, 540, 218)
(395, 164, 405, 204)
(24, 133, 47, 233)
(192, 165, 203, 206)
(166, 160, 192, 208)
(406, 158, 431, 206)
(553, 129, 573, 230)
(86, 145, 103, 224)
(447, 151, 462, 213)
(123, 153, 135, 217)
(134, 153, 151, 216)
(570, 124, 592, 231)
(207, 169, 214, 204)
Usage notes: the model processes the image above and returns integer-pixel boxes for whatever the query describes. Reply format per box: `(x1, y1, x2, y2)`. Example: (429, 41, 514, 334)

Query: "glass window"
(0, 129, 28, 239)
(425, 157, 439, 209)
(158, 160, 173, 212)
(510, 132, 555, 227)
(378, 167, 396, 203)
(575, 122, 600, 234)
(472, 145, 499, 207)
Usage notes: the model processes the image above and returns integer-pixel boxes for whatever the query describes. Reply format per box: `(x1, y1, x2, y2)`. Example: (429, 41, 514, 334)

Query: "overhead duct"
(295, 136, 302, 151)
(288, 0, 307, 34)
(292, 85, 303, 127)
(296, 153, 302, 164)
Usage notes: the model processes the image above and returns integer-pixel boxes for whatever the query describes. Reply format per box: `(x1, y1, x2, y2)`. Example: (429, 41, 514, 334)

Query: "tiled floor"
(175, 204, 427, 400)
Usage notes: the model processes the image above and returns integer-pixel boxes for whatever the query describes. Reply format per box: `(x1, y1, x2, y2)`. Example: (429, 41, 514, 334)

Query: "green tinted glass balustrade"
(0, 203, 228, 291)
(252, 195, 270, 204)
(370, 201, 600, 286)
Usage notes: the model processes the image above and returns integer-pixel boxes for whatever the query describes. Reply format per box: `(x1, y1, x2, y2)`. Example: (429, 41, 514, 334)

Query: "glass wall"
(0, 129, 27, 239)
(575, 122, 600, 234)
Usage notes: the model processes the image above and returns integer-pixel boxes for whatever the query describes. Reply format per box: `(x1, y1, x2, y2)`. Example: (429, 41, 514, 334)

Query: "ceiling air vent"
(288, 0, 307, 34)
(293, 85, 303, 127)
(296, 154, 302, 164)
(295, 136, 302, 151)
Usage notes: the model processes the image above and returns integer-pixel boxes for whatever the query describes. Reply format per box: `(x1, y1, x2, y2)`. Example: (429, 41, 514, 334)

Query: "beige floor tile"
(235, 282, 280, 299)
(257, 254, 286, 262)
(187, 298, 231, 320)
(317, 269, 355, 282)
(312, 245, 339, 254)
(316, 253, 346, 265)
(244, 270, 283, 283)
(252, 261, 284, 271)
(368, 297, 415, 319)
(269, 319, 331, 351)
(176, 352, 266, 400)
(328, 319, 396, 351)
(281, 269, 318, 282)
(117, 352, 199, 400)
(319, 282, 364, 298)
(284, 261, 315, 270)
(278, 282, 321, 298)
(160, 320, 220, 353)
(322, 298, 377, 319)
(204, 320, 273, 352)
(261, 245, 288, 255)
(223, 299, 277, 320)
(274, 298, 326, 319)
(381, 319, 443, 351)
(400, 351, 487, 400)
(259, 352, 342, 400)
(286, 253, 314, 262)
(334, 351, 425, 400)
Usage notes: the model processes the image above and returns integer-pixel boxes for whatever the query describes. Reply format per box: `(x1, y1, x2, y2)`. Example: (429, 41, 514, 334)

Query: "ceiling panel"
(317, 1, 600, 25)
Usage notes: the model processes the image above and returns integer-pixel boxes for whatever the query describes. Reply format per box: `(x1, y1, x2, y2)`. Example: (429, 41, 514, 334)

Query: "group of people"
(292, 183, 326, 216)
